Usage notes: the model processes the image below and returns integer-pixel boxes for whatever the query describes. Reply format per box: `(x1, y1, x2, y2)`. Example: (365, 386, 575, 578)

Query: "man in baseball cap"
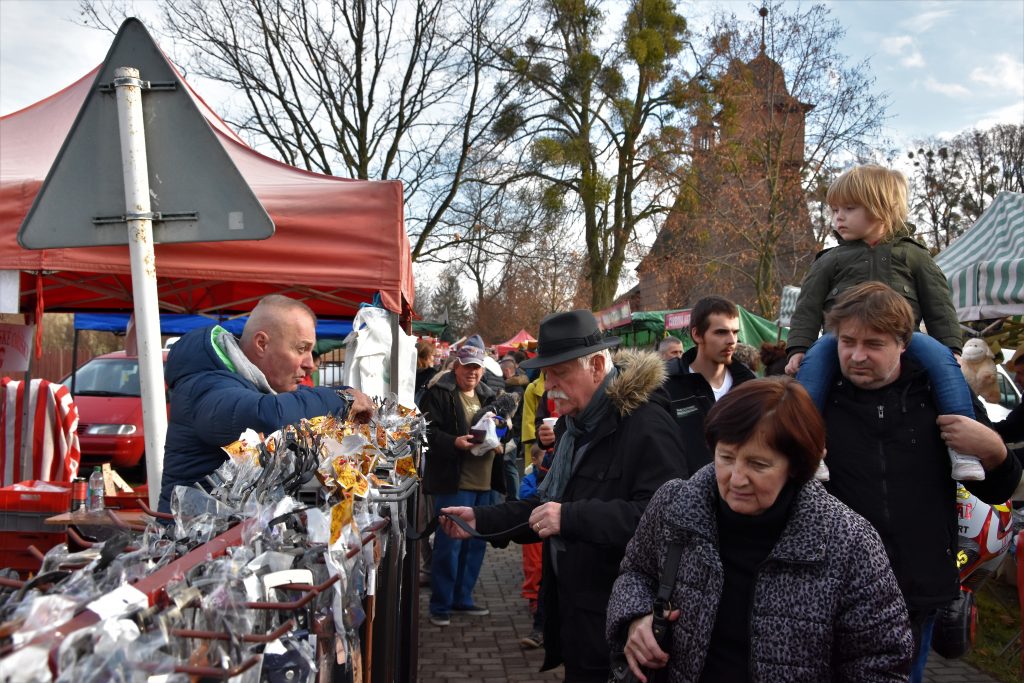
(418, 337, 503, 627)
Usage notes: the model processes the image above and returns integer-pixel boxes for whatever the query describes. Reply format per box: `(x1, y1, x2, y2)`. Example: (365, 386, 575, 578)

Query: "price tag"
(87, 583, 148, 620)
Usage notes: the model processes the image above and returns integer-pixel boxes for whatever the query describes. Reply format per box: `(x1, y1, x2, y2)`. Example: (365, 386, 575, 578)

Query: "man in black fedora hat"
(441, 309, 686, 682)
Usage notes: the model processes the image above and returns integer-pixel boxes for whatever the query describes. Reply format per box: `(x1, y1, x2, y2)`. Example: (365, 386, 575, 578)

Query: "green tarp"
(606, 307, 787, 350)
(412, 320, 456, 343)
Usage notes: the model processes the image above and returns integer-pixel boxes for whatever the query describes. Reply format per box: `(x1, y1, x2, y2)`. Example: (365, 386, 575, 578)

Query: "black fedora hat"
(520, 310, 620, 369)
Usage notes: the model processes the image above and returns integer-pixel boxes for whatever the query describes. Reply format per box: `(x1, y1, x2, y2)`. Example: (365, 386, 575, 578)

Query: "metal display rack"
(0, 447, 423, 682)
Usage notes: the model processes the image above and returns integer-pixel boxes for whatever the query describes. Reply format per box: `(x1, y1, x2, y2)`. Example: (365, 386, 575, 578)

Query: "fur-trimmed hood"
(607, 349, 666, 417)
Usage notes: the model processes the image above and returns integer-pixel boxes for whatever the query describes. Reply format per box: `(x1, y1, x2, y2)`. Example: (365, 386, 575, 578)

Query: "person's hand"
(454, 434, 476, 451)
(785, 353, 804, 376)
(537, 424, 556, 448)
(527, 502, 561, 538)
(342, 388, 376, 423)
(623, 610, 681, 682)
(439, 506, 476, 539)
(938, 415, 1008, 470)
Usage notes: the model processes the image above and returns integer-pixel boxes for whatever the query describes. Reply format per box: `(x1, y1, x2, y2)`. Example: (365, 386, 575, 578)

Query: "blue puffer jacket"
(159, 325, 348, 513)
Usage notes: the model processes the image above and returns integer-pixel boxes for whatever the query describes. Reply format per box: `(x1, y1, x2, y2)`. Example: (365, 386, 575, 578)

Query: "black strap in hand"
(651, 541, 684, 649)
(655, 542, 684, 604)
(406, 512, 529, 541)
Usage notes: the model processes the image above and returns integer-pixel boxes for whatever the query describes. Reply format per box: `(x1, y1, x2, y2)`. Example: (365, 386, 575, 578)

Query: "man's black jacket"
(823, 357, 1022, 612)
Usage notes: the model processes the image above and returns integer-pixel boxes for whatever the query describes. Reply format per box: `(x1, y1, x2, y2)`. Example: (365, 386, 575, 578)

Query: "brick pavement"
(417, 543, 1003, 682)
(417, 543, 563, 682)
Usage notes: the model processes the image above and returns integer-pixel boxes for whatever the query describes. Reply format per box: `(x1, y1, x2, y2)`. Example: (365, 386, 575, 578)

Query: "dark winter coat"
(823, 357, 1023, 611)
(663, 347, 756, 473)
(414, 366, 438, 404)
(418, 370, 504, 495)
(607, 466, 913, 682)
(787, 236, 962, 357)
(160, 325, 349, 513)
(994, 402, 1024, 443)
(504, 371, 530, 442)
(473, 350, 688, 679)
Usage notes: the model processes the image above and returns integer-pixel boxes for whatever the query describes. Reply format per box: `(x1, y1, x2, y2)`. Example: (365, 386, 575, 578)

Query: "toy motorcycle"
(932, 484, 1017, 658)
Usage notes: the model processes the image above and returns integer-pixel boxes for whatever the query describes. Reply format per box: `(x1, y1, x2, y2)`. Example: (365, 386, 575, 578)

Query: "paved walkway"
(417, 544, 1002, 682)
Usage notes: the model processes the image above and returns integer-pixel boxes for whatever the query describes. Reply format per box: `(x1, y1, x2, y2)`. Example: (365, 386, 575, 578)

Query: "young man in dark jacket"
(440, 310, 687, 682)
(819, 283, 1022, 682)
(663, 296, 755, 473)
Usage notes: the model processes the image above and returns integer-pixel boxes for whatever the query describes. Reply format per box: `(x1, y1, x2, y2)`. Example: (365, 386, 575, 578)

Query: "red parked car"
(61, 350, 169, 472)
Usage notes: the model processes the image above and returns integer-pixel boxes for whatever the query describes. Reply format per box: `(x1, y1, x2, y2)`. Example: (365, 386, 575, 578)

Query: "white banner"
(0, 271, 19, 314)
(0, 323, 33, 373)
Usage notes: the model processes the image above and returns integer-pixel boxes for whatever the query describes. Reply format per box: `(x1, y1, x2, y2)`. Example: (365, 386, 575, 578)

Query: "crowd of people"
(152, 163, 1024, 682)
(413, 165, 1024, 683)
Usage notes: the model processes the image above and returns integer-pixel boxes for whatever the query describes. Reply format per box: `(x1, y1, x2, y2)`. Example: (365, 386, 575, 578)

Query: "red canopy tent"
(0, 68, 414, 319)
(495, 329, 537, 356)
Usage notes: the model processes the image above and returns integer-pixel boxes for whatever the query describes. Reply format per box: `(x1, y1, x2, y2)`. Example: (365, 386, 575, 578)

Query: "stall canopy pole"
(114, 66, 167, 510)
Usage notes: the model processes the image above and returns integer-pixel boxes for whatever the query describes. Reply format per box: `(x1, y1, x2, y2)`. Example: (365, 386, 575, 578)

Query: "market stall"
(495, 329, 537, 357)
(0, 31, 423, 681)
(934, 191, 1024, 322)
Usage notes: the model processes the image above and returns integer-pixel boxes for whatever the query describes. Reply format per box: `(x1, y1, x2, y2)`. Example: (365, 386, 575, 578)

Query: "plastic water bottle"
(87, 466, 105, 512)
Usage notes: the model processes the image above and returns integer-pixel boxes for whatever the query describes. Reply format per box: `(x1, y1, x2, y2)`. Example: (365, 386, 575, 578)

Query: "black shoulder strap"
(655, 541, 684, 604)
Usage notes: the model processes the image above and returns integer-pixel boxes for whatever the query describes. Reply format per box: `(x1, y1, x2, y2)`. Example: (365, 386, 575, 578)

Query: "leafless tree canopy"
(80, 0, 528, 263)
(908, 124, 1024, 252)
(661, 1, 888, 317)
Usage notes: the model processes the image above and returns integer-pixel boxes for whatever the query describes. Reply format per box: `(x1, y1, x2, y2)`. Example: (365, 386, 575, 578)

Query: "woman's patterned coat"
(607, 465, 914, 682)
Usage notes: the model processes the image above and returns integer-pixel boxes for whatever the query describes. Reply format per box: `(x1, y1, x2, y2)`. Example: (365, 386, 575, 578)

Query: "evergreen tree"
(430, 271, 471, 336)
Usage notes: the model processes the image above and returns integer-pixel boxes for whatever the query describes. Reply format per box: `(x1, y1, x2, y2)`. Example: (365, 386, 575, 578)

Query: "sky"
(1, 0, 1022, 299)
(2, 0, 1021, 144)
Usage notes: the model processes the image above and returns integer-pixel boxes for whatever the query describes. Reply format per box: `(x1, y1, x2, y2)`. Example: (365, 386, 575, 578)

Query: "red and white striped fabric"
(1, 378, 81, 485)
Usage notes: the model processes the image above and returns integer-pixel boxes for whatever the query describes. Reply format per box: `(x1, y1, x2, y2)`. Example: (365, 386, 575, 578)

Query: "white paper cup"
(541, 417, 557, 429)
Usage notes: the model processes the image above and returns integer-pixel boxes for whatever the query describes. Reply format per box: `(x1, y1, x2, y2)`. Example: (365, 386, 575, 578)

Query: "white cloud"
(923, 77, 971, 98)
(881, 35, 914, 54)
(901, 51, 926, 68)
(970, 54, 1024, 95)
(974, 101, 1024, 130)
(879, 35, 925, 68)
(901, 7, 954, 32)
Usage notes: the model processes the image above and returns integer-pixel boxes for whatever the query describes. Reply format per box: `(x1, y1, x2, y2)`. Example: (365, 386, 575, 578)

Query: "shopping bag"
(469, 413, 501, 456)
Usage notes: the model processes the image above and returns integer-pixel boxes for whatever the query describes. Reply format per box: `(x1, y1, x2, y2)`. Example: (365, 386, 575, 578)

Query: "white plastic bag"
(342, 307, 416, 404)
(469, 413, 501, 456)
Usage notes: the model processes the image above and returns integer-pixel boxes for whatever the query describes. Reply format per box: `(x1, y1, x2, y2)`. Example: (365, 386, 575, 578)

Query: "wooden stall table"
(46, 508, 153, 531)
(44, 508, 153, 551)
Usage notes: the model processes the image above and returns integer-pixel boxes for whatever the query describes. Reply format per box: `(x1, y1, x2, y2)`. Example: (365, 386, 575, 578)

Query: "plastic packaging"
(87, 467, 105, 512)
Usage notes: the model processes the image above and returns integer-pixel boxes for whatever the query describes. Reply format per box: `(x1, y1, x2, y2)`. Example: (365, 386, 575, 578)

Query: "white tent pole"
(114, 66, 167, 511)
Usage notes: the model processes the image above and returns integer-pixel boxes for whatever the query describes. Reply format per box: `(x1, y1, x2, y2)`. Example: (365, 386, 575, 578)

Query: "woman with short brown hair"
(607, 377, 913, 682)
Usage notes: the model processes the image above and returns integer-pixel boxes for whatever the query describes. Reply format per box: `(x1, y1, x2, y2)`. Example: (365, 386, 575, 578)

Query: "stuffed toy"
(961, 338, 1000, 404)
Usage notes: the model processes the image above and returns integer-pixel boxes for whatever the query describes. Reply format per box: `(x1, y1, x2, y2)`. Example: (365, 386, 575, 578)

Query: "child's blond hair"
(826, 165, 909, 240)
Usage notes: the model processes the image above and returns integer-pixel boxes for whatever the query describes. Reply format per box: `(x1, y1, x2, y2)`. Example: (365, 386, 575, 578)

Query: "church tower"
(636, 8, 817, 317)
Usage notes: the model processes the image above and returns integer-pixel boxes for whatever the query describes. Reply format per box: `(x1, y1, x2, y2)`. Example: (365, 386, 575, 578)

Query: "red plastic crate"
(0, 530, 65, 576)
(0, 480, 71, 515)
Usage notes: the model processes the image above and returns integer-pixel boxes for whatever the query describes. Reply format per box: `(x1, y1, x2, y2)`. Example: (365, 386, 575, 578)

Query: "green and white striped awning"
(935, 191, 1024, 321)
